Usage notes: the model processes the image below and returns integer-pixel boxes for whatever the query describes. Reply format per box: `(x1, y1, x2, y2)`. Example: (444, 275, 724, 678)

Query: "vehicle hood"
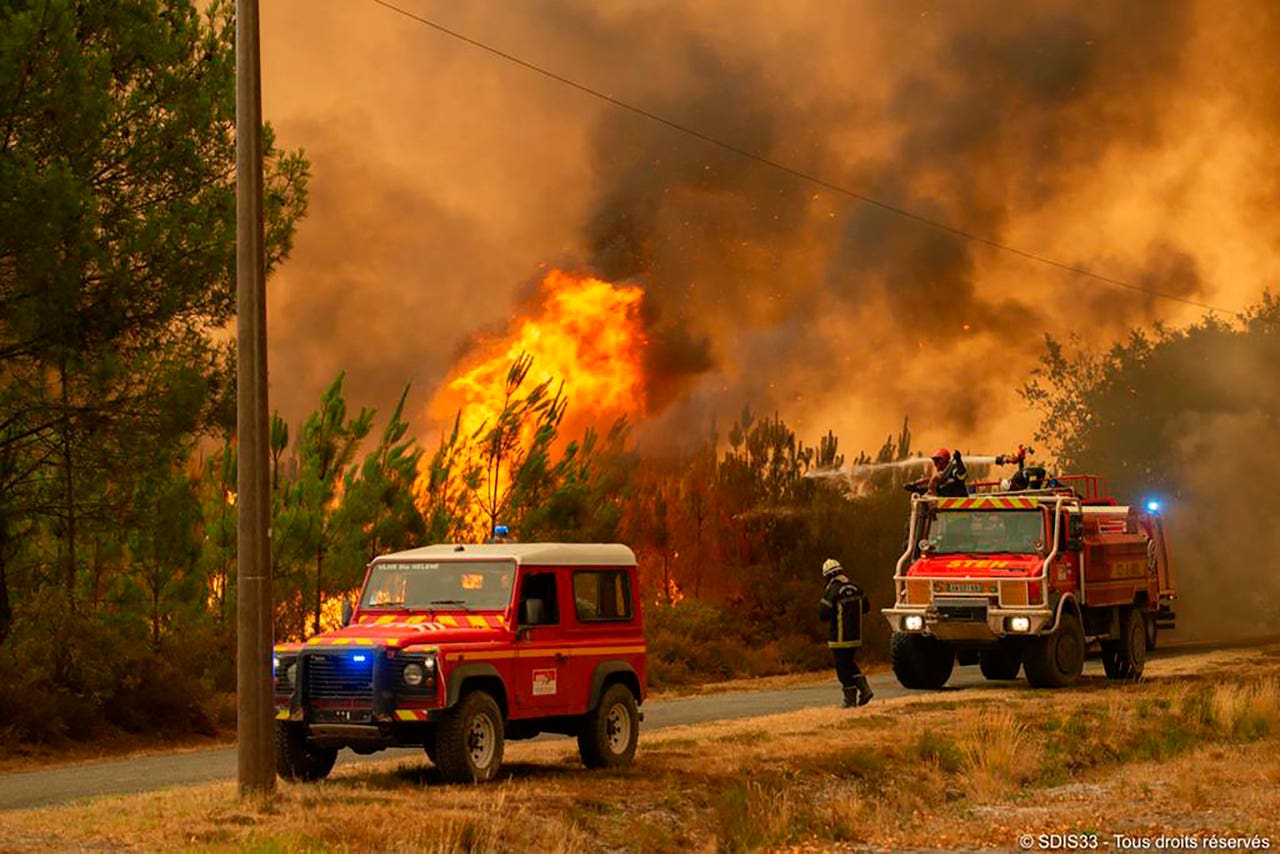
(277, 613, 510, 653)
(907, 554, 1044, 578)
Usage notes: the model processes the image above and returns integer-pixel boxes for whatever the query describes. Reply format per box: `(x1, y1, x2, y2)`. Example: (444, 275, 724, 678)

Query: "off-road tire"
(435, 690, 504, 783)
(424, 731, 439, 765)
(1144, 614, 1158, 652)
(890, 631, 955, 689)
(1024, 610, 1085, 688)
(979, 646, 1022, 681)
(274, 722, 337, 782)
(578, 683, 640, 769)
(1102, 609, 1146, 680)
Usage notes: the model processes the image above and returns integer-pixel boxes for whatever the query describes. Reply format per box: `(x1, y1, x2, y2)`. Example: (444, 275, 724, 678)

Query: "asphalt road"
(0, 640, 1262, 811)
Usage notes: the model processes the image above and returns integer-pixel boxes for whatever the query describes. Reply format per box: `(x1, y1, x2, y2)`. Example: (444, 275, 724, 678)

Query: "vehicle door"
(563, 567, 642, 715)
(512, 569, 571, 716)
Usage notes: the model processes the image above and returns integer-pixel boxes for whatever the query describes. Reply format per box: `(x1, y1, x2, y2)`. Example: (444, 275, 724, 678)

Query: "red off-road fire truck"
(882, 475, 1176, 689)
(272, 543, 646, 783)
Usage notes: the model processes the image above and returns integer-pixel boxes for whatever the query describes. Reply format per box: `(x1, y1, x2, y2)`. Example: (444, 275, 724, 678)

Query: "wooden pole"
(235, 0, 275, 797)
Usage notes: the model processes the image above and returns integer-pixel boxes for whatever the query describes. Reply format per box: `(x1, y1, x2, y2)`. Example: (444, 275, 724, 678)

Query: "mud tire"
(1024, 610, 1085, 688)
(578, 683, 640, 769)
(275, 722, 337, 782)
(890, 631, 955, 689)
(435, 690, 504, 783)
(1102, 608, 1146, 680)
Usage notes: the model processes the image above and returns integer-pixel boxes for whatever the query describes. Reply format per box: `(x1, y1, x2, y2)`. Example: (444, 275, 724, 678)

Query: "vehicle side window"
(519, 572, 559, 626)
(572, 571, 632, 622)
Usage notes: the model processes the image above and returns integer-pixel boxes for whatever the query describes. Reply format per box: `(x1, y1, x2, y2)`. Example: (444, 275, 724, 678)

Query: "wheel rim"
(1054, 630, 1083, 676)
(605, 702, 631, 754)
(467, 711, 496, 768)
(1131, 619, 1146, 669)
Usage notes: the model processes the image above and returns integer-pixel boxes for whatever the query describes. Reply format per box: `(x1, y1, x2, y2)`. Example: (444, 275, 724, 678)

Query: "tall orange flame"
(439, 269, 648, 437)
(417, 269, 649, 534)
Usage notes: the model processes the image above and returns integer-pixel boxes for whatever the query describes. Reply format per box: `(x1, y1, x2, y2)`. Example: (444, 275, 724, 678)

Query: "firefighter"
(819, 558, 873, 707)
(930, 447, 968, 497)
(995, 445, 1046, 491)
(905, 448, 968, 497)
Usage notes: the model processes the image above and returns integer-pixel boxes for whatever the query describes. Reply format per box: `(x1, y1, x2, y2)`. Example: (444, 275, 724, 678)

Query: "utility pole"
(235, 0, 275, 797)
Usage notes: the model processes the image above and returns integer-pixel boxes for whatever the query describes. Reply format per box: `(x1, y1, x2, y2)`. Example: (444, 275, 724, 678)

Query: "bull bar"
(882, 492, 1079, 641)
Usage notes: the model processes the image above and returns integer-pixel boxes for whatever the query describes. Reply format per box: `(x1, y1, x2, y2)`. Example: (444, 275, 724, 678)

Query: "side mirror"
(341, 598, 353, 627)
(522, 598, 545, 627)
(918, 539, 936, 554)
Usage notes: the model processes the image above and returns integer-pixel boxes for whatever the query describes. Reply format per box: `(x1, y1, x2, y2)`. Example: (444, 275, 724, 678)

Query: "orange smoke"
(418, 269, 649, 535)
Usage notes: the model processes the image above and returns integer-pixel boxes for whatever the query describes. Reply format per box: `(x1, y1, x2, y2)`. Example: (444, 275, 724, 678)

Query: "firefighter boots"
(854, 676, 874, 706)
(841, 686, 859, 708)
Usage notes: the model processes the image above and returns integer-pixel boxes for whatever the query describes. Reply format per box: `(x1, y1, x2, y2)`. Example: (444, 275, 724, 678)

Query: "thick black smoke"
(572, 1, 1220, 442)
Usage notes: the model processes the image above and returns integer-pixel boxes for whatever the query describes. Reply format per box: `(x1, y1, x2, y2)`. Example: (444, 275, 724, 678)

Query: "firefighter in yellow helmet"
(819, 558, 873, 707)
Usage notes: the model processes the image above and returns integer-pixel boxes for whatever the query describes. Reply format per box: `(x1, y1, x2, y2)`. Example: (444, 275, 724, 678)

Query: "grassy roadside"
(0, 670, 842, 775)
(1, 646, 1277, 852)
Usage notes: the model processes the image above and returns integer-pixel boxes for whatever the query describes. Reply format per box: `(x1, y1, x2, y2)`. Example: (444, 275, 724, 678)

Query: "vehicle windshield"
(362, 560, 515, 611)
(926, 510, 1045, 555)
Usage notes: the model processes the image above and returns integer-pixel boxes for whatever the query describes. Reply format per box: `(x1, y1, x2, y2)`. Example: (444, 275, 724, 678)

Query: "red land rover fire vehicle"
(882, 475, 1176, 689)
(272, 543, 646, 783)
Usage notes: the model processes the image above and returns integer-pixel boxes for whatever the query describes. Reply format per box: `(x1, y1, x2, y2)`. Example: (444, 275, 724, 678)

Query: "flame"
(438, 269, 647, 438)
(417, 269, 648, 534)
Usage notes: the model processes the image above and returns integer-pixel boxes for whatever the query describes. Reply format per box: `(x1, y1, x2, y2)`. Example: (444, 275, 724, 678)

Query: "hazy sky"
(257, 0, 1280, 457)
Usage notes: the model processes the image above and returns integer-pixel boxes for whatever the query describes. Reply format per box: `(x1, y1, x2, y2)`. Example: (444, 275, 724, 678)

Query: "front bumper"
(273, 646, 441, 728)
(883, 604, 1054, 642)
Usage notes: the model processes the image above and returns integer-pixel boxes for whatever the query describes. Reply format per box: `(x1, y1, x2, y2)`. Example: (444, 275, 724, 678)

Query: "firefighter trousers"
(831, 646, 863, 688)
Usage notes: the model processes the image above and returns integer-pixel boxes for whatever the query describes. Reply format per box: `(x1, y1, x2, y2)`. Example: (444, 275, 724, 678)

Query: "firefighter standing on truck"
(905, 448, 968, 497)
(820, 558, 873, 707)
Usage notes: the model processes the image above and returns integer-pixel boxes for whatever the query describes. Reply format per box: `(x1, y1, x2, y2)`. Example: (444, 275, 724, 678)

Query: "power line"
(369, 0, 1242, 318)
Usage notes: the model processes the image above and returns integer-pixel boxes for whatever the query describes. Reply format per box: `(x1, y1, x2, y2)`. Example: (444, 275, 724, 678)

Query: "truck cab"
(882, 476, 1176, 689)
(272, 542, 646, 783)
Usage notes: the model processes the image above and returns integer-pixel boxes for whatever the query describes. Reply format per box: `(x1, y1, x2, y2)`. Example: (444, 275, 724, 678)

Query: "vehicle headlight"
(403, 662, 425, 687)
(1009, 616, 1031, 633)
(904, 615, 925, 631)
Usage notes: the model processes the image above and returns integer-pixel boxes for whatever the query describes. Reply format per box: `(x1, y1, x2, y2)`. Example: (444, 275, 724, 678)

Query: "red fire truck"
(882, 475, 1176, 688)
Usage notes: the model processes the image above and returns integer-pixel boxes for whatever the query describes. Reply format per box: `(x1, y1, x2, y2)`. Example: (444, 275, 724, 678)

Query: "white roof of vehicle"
(372, 542, 637, 567)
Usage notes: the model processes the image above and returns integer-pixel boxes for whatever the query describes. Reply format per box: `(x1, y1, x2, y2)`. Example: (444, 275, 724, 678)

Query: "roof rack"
(966, 473, 1116, 505)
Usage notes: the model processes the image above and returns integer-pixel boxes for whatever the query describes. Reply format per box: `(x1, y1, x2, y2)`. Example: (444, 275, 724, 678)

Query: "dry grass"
(1, 646, 1279, 852)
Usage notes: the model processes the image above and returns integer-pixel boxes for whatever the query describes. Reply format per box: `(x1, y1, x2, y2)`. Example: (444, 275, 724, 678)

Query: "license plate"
(316, 709, 371, 723)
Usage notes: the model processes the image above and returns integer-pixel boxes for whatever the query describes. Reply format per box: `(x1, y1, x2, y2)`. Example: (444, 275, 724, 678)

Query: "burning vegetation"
(4, 0, 1280, 757)
(426, 268, 649, 448)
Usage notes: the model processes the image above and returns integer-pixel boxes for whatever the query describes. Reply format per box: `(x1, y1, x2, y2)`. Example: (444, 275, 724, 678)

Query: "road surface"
(0, 642, 1253, 811)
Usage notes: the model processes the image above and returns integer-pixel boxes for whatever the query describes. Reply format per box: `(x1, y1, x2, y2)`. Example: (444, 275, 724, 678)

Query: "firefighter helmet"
(931, 447, 951, 467)
(821, 558, 843, 578)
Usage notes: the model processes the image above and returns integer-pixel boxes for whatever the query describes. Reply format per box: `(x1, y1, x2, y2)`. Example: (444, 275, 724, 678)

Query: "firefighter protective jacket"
(934, 454, 968, 498)
(820, 576, 871, 648)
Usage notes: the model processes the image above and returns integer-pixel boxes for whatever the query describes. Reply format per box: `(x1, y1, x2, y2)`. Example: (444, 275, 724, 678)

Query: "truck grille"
(306, 652, 375, 702)
(935, 599, 988, 623)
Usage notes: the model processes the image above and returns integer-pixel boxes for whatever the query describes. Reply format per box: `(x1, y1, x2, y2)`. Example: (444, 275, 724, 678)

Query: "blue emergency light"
(1145, 500, 1161, 513)
(352, 654, 367, 663)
